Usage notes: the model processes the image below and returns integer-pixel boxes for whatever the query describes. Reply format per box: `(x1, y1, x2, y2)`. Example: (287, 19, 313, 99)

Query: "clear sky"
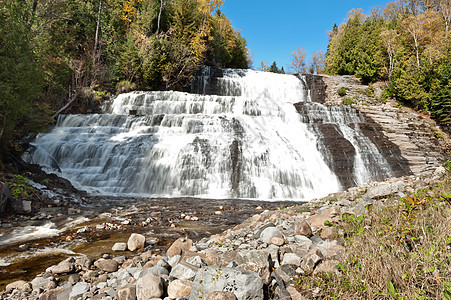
(221, 0, 392, 71)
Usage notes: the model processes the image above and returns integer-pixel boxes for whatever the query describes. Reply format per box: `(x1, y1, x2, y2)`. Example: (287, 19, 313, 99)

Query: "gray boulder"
(169, 261, 198, 281)
(189, 266, 263, 300)
(259, 227, 284, 244)
(69, 282, 89, 299)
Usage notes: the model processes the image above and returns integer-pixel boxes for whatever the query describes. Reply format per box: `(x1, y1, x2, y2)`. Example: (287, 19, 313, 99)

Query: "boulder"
(314, 260, 340, 275)
(286, 285, 308, 300)
(5, 280, 28, 293)
(320, 227, 338, 240)
(31, 276, 53, 291)
(281, 253, 302, 266)
(169, 261, 198, 281)
(136, 273, 163, 300)
(207, 291, 237, 300)
(300, 249, 323, 273)
(273, 264, 297, 285)
(128, 233, 146, 251)
(167, 238, 193, 258)
(116, 284, 137, 300)
(190, 266, 263, 300)
(39, 287, 71, 300)
(259, 226, 284, 244)
(69, 282, 89, 299)
(112, 242, 128, 252)
(94, 259, 119, 272)
(11, 200, 32, 214)
(294, 218, 313, 237)
(0, 181, 12, 213)
(167, 279, 193, 298)
(365, 182, 404, 199)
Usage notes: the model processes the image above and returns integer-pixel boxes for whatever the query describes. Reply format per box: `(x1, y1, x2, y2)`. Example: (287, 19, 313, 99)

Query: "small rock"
(270, 236, 285, 246)
(116, 284, 136, 300)
(214, 211, 222, 215)
(207, 291, 237, 300)
(286, 285, 308, 300)
(95, 259, 119, 272)
(167, 279, 193, 298)
(68, 274, 80, 285)
(128, 233, 146, 251)
(113, 242, 128, 252)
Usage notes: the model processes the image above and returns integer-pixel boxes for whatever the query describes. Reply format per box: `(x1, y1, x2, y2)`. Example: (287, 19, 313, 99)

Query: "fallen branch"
(51, 90, 79, 119)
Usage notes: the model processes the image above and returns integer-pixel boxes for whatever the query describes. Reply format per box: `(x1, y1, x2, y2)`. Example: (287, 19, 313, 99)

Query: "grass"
(296, 173, 451, 299)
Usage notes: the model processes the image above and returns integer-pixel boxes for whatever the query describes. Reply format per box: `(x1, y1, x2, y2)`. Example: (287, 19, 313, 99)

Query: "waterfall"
(24, 69, 395, 200)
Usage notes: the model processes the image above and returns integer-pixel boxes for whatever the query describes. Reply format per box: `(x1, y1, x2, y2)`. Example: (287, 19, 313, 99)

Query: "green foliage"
(343, 97, 355, 105)
(338, 87, 347, 97)
(0, 0, 250, 164)
(325, 4, 451, 131)
(8, 175, 34, 199)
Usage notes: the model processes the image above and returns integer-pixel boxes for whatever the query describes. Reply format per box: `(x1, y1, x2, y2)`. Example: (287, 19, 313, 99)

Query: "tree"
(0, 0, 43, 159)
(258, 61, 269, 72)
(269, 61, 280, 73)
(402, 12, 430, 68)
(290, 47, 307, 74)
(380, 29, 400, 82)
(309, 50, 325, 74)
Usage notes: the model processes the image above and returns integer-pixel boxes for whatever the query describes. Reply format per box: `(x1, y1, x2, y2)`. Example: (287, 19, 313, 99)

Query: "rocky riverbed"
(1, 164, 448, 300)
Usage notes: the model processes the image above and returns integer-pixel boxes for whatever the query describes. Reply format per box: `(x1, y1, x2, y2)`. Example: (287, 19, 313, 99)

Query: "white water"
(24, 69, 392, 200)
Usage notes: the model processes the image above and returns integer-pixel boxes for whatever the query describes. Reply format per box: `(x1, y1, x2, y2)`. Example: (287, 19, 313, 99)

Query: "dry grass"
(297, 174, 451, 299)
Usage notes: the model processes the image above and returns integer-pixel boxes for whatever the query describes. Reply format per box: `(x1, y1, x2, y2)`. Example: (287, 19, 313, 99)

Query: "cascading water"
(24, 69, 395, 200)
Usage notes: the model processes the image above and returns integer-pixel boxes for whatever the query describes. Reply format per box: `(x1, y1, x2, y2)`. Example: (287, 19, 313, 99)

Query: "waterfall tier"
(24, 69, 410, 200)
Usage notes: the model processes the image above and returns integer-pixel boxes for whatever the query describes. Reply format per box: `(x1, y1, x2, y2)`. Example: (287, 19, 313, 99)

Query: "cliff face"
(305, 74, 450, 176)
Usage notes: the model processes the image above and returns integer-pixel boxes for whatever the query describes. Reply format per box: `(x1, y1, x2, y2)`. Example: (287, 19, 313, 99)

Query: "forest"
(325, 0, 451, 132)
(0, 0, 250, 165)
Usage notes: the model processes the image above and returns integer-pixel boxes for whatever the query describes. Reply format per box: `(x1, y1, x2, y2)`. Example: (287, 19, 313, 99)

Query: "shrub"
(343, 97, 354, 105)
(338, 87, 347, 97)
(116, 80, 137, 94)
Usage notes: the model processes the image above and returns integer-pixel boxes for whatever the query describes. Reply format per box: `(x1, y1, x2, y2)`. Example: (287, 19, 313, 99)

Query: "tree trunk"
(0, 115, 6, 141)
(157, 0, 163, 34)
(93, 0, 103, 63)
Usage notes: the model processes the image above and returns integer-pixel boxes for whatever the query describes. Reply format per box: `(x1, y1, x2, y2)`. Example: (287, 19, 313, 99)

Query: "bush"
(338, 87, 347, 97)
(116, 81, 137, 94)
(343, 97, 354, 105)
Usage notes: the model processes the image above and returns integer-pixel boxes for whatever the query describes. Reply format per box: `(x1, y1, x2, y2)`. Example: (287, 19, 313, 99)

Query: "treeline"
(326, 0, 451, 131)
(0, 0, 250, 165)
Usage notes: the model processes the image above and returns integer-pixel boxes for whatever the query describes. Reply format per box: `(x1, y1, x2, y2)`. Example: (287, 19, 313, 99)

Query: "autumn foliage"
(325, 0, 451, 131)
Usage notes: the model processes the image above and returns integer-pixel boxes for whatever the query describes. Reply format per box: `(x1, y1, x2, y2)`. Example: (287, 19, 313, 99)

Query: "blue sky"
(221, 0, 391, 71)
